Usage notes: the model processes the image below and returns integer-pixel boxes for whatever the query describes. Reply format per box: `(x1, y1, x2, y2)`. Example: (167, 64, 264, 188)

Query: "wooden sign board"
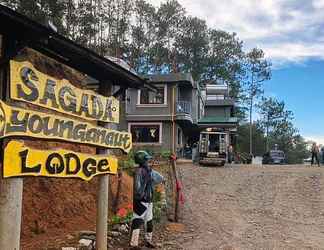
(0, 100, 132, 153)
(3, 141, 118, 181)
(10, 60, 119, 123)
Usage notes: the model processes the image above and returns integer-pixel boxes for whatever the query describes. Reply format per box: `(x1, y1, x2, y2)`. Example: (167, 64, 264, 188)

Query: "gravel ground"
(160, 164, 324, 250)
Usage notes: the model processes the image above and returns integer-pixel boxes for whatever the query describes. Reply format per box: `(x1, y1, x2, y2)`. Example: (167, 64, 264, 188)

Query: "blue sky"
(151, 0, 324, 143)
(264, 60, 324, 143)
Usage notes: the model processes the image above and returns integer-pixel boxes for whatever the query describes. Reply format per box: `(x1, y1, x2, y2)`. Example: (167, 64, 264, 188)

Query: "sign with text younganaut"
(4, 141, 118, 181)
(0, 100, 132, 153)
(10, 60, 119, 123)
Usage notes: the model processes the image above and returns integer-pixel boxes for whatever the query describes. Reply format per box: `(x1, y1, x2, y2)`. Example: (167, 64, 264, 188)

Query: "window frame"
(137, 84, 167, 107)
(128, 122, 163, 145)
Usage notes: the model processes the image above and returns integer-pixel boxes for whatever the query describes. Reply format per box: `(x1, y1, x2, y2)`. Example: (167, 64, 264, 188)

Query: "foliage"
(242, 48, 272, 154)
(257, 96, 293, 151)
(160, 150, 172, 159)
(153, 187, 163, 222)
(111, 204, 133, 225)
(236, 123, 266, 156)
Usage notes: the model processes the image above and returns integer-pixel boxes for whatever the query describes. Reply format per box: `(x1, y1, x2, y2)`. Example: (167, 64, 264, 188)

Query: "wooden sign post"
(0, 58, 130, 249)
(0, 175, 23, 250)
(96, 82, 113, 250)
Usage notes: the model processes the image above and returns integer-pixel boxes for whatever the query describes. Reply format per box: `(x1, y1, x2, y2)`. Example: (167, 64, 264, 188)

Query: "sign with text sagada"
(0, 100, 132, 153)
(10, 60, 119, 123)
(4, 141, 118, 181)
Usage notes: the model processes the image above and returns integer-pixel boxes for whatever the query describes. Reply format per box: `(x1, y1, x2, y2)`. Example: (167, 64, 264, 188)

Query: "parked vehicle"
(262, 150, 286, 165)
(199, 131, 227, 166)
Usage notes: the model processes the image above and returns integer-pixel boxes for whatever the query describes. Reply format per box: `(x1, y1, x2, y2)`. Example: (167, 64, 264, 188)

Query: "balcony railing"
(176, 101, 192, 114)
(205, 98, 235, 106)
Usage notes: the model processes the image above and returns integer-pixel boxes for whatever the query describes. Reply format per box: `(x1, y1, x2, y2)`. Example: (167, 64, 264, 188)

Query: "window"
(129, 123, 162, 144)
(138, 85, 166, 105)
(177, 127, 182, 146)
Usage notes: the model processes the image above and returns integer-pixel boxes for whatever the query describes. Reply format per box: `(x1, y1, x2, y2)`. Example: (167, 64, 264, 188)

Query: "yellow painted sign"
(10, 60, 119, 123)
(3, 141, 118, 181)
(0, 100, 132, 153)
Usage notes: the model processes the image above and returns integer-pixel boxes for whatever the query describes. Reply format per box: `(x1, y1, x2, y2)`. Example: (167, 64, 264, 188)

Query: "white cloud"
(312, 0, 324, 9)
(149, 0, 324, 67)
(304, 135, 324, 146)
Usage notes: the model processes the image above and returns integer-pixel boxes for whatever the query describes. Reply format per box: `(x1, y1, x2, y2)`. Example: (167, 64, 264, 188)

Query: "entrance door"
(207, 133, 226, 153)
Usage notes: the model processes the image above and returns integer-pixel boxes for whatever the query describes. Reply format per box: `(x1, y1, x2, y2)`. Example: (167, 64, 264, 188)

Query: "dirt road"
(162, 164, 324, 250)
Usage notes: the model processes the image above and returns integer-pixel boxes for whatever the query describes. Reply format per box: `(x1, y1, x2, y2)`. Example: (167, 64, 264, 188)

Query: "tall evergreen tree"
(243, 48, 271, 155)
(174, 16, 208, 80)
(257, 97, 293, 151)
(153, 0, 185, 73)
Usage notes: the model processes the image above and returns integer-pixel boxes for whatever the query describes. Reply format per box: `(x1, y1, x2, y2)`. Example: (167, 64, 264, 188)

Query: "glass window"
(139, 86, 165, 104)
(177, 127, 182, 145)
(130, 124, 161, 143)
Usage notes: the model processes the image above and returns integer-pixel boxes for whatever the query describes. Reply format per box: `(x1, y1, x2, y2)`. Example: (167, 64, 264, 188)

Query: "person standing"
(321, 146, 324, 164)
(311, 142, 320, 167)
(129, 150, 164, 249)
(228, 145, 233, 164)
(192, 142, 198, 164)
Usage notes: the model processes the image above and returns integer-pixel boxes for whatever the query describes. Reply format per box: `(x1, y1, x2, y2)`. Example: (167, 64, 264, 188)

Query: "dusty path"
(162, 164, 324, 250)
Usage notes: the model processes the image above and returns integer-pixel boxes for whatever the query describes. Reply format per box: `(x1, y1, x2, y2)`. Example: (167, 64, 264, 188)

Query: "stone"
(78, 230, 96, 238)
(119, 224, 129, 233)
(109, 231, 122, 237)
(66, 234, 74, 240)
(79, 238, 93, 247)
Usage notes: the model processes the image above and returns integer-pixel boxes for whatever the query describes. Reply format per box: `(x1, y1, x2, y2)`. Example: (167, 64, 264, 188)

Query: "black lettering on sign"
(59, 86, 77, 113)
(43, 117, 60, 136)
(18, 67, 39, 102)
(77, 94, 90, 118)
(97, 159, 110, 172)
(83, 158, 97, 177)
(6, 110, 29, 133)
(1, 101, 132, 153)
(73, 124, 87, 142)
(102, 99, 113, 121)
(11, 60, 120, 123)
(90, 95, 104, 120)
(19, 149, 41, 173)
(65, 153, 81, 175)
(4, 141, 119, 181)
(39, 79, 59, 108)
(46, 153, 64, 174)
(28, 114, 43, 134)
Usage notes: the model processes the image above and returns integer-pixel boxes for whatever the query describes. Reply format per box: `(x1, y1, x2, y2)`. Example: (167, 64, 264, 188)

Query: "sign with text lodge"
(0, 100, 132, 153)
(10, 60, 119, 123)
(4, 141, 118, 181)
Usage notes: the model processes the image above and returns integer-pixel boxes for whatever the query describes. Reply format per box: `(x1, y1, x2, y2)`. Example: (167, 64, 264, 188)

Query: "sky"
(150, 0, 324, 144)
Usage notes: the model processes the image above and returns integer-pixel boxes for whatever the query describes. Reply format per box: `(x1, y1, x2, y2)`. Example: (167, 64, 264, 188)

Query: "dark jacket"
(134, 164, 163, 203)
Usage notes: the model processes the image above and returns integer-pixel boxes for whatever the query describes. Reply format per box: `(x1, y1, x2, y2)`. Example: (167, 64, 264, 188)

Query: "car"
(262, 150, 286, 165)
(303, 157, 312, 164)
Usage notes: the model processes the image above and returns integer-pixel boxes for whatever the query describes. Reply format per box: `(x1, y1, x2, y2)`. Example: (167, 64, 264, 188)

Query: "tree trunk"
(249, 97, 253, 155)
